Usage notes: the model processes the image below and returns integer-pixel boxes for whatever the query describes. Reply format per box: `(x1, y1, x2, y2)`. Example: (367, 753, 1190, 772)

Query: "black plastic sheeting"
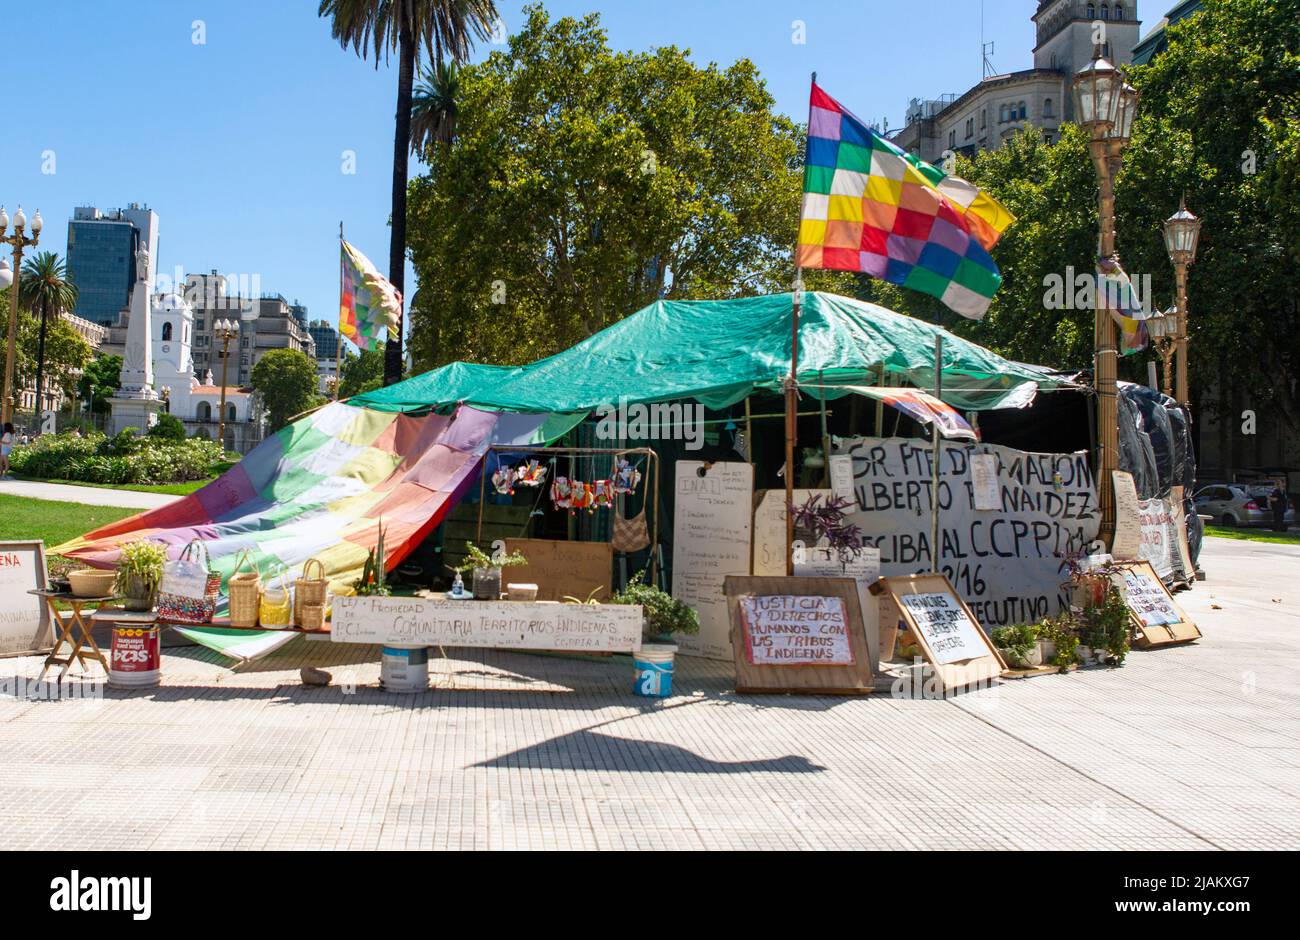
(1117, 381, 1202, 567)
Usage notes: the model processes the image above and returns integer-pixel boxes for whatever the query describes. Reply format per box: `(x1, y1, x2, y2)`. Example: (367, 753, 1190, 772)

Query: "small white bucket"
(633, 643, 676, 698)
(381, 645, 429, 693)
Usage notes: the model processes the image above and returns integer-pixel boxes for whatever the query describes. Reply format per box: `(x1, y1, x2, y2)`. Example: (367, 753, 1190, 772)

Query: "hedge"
(11, 430, 226, 485)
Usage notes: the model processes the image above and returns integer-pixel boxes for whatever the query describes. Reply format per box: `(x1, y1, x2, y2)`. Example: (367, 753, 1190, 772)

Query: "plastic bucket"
(381, 645, 429, 693)
(108, 626, 160, 689)
(633, 644, 676, 698)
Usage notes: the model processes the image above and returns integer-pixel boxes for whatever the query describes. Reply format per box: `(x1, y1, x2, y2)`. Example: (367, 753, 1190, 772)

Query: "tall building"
(1131, 0, 1202, 64)
(182, 272, 317, 386)
(65, 204, 159, 325)
(308, 319, 343, 394)
(891, 2, 1142, 165)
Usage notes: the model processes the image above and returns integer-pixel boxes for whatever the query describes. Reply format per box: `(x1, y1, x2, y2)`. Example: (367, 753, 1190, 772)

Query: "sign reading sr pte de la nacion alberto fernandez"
(330, 595, 644, 652)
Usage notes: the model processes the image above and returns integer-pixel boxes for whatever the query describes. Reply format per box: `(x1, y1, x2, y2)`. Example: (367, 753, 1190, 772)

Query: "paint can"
(632, 644, 676, 698)
(381, 645, 429, 693)
(108, 625, 161, 689)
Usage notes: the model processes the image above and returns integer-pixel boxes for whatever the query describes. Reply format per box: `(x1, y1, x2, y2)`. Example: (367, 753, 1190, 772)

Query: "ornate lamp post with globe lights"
(1146, 305, 1180, 397)
(0, 206, 43, 424)
(1163, 198, 1202, 407)
(1073, 47, 1138, 544)
(214, 318, 240, 449)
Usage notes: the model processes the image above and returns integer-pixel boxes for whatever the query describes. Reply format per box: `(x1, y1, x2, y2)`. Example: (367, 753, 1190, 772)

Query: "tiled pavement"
(1, 537, 1296, 850)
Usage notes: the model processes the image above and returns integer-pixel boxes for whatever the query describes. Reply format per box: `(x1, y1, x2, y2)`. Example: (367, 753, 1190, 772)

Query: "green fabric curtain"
(353, 292, 1075, 415)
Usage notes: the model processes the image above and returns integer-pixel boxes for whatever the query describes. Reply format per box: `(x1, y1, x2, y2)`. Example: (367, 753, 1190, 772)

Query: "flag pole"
(335, 221, 344, 401)
(786, 71, 817, 576)
(930, 335, 943, 574)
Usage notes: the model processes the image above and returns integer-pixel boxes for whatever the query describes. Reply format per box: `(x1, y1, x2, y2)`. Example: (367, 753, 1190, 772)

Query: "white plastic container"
(381, 645, 429, 693)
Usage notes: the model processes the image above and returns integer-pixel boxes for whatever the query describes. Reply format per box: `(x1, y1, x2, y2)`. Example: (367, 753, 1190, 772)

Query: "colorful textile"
(840, 386, 979, 441)
(798, 83, 1014, 319)
(55, 403, 543, 610)
(1097, 256, 1151, 355)
(173, 626, 297, 662)
(340, 240, 401, 352)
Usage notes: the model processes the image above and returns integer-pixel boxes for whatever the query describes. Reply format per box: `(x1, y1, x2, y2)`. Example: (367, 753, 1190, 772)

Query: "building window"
(980, 109, 986, 129)
(1087, 2, 1096, 17)
(1114, 3, 1123, 20)
(965, 117, 974, 139)
(227, 404, 237, 422)
(1018, 101, 1027, 120)
(999, 104, 1007, 122)
(162, 322, 172, 341)
(948, 129, 956, 147)
(1101, 3, 1109, 20)
(198, 401, 212, 422)
(1044, 97, 1054, 117)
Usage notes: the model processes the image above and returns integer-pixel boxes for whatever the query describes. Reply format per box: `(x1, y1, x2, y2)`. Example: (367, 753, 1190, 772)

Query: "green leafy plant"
(147, 413, 187, 441)
(1079, 583, 1131, 666)
(562, 587, 604, 605)
(354, 522, 391, 596)
(113, 539, 167, 602)
(611, 570, 699, 639)
(449, 541, 528, 574)
(10, 431, 224, 485)
(990, 623, 1039, 667)
(1036, 616, 1080, 672)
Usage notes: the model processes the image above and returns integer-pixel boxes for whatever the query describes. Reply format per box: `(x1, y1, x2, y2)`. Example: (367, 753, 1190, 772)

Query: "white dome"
(154, 292, 192, 314)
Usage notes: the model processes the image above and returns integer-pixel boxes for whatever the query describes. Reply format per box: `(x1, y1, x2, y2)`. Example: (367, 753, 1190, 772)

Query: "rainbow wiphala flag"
(798, 82, 1014, 319)
(340, 240, 401, 352)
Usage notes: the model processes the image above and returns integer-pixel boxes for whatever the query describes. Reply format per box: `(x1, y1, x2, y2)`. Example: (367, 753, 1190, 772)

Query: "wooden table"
(29, 590, 112, 681)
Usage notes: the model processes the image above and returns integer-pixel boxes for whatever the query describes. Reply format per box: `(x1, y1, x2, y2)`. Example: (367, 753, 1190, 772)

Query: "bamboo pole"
(930, 336, 943, 575)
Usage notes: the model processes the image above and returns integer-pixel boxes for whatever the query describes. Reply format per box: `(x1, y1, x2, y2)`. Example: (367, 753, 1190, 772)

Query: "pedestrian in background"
(0, 422, 13, 478)
(1269, 479, 1289, 532)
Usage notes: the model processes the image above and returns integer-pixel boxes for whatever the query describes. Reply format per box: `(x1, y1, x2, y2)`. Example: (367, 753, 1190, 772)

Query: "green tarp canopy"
(354, 292, 1077, 415)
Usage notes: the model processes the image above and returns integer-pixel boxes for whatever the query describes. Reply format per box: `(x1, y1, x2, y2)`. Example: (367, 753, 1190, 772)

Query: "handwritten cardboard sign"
(898, 592, 988, 665)
(739, 595, 854, 666)
(330, 595, 643, 652)
(0, 541, 51, 657)
(671, 461, 753, 659)
(1110, 470, 1142, 560)
(1109, 561, 1200, 647)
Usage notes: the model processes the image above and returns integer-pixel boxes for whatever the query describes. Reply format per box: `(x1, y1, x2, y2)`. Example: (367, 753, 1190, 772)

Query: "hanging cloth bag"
(157, 540, 218, 624)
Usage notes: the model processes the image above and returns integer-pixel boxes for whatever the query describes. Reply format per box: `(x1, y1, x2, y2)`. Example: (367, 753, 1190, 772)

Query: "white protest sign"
(1110, 470, 1142, 560)
(829, 455, 856, 501)
(899, 591, 986, 665)
(834, 437, 1099, 628)
(739, 595, 854, 666)
(1137, 497, 1175, 579)
(0, 541, 51, 657)
(671, 461, 753, 659)
(969, 453, 999, 511)
(331, 595, 643, 651)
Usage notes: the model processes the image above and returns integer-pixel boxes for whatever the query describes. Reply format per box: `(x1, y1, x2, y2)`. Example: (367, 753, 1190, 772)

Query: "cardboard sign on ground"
(1111, 560, 1201, 647)
(869, 573, 1006, 693)
(723, 575, 873, 695)
(0, 540, 51, 657)
(504, 538, 612, 603)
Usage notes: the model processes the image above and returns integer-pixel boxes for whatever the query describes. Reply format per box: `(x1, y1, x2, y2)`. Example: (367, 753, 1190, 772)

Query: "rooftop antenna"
(980, 0, 997, 78)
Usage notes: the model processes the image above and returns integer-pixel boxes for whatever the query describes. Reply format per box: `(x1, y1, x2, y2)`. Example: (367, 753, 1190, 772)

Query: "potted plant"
(611, 571, 699, 642)
(354, 521, 391, 597)
(450, 542, 528, 600)
(114, 540, 168, 611)
(1080, 583, 1132, 666)
(990, 623, 1042, 668)
(789, 494, 864, 565)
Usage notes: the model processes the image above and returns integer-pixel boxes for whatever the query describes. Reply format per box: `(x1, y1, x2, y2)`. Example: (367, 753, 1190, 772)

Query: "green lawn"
(0, 495, 139, 550)
(1204, 524, 1300, 545)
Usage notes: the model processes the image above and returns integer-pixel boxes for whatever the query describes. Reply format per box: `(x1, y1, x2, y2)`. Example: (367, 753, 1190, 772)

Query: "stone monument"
(107, 244, 163, 434)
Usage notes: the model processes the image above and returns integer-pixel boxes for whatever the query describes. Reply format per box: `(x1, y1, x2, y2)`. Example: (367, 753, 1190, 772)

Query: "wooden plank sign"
(504, 538, 612, 603)
(869, 573, 1005, 693)
(330, 595, 643, 652)
(0, 541, 51, 657)
(723, 575, 873, 695)
(1110, 561, 1200, 648)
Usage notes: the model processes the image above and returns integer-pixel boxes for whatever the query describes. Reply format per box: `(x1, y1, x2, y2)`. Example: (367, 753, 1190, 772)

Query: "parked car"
(1193, 483, 1294, 528)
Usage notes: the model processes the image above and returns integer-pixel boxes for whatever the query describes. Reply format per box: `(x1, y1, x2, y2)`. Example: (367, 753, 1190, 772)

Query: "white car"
(1193, 483, 1293, 528)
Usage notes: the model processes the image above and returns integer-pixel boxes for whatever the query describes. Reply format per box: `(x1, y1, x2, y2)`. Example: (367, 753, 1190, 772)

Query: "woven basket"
(294, 558, 328, 625)
(68, 567, 117, 599)
(299, 603, 325, 631)
(259, 566, 292, 628)
(228, 549, 262, 628)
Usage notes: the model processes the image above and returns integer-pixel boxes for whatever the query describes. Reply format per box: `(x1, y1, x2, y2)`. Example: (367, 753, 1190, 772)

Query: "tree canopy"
(251, 349, 324, 432)
(407, 4, 802, 368)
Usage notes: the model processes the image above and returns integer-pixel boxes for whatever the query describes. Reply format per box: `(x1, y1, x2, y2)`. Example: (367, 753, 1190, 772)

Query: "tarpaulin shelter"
(57, 292, 1081, 597)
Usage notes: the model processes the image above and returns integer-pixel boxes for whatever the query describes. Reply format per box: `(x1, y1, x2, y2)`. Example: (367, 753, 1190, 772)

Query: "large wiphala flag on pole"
(797, 82, 1014, 319)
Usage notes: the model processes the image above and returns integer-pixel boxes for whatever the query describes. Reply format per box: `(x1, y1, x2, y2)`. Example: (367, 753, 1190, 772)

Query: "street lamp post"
(1163, 197, 1201, 406)
(0, 206, 42, 425)
(215, 319, 239, 450)
(1073, 47, 1136, 545)
(1146, 306, 1179, 397)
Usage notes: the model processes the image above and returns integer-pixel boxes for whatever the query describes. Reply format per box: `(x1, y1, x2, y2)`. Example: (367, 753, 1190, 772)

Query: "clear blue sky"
(1, 0, 1041, 332)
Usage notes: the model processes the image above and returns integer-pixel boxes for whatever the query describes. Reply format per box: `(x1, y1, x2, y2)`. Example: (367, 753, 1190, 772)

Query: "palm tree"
(318, 0, 498, 386)
(19, 252, 77, 430)
(410, 59, 462, 155)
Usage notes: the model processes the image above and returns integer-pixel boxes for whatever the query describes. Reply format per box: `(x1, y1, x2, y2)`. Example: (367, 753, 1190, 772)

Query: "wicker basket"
(68, 567, 117, 599)
(299, 603, 325, 631)
(228, 550, 262, 628)
(294, 558, 328, 625)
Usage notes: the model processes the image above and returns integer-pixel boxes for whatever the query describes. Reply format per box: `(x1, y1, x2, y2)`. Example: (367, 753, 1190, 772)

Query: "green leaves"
(250, 349, 325, 432)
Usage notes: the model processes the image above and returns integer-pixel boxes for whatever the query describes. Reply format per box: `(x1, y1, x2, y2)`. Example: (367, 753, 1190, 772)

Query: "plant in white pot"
(114, 540, 168, 612)
(450, 542, 528, 600)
